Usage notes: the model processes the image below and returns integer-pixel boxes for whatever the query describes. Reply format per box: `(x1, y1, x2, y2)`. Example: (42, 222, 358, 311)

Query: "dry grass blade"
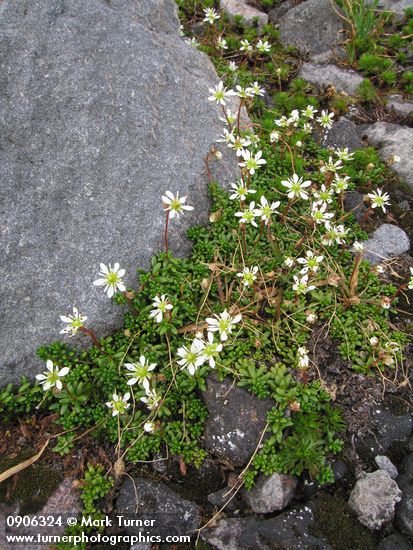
(0, 439, 49, 484)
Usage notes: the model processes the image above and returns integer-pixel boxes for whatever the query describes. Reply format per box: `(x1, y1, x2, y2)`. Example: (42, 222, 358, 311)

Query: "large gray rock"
(299, 63, 364, 95)
(0, 0, 240, 385)
(279, 0, 343, 57)
(322, 117, 364, 151)
(348, 470, 402, 530)
(203, 376, 274, 467)
(359, 123, 413, 189)
(363, 224, 410, 265)
(242, 473, 297, 513)
(117, 477, 201, 538)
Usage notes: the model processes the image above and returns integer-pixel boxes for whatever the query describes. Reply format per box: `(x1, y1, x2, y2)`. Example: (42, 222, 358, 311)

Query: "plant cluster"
(1, 2, 412, 528)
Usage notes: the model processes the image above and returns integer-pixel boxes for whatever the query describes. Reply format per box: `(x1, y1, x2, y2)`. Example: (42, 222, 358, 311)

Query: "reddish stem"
(79, 326, 102, 349)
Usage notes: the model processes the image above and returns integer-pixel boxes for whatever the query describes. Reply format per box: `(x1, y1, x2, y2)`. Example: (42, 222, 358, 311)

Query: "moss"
(0, 450, 62, 514)
(309, 495, 377, 550)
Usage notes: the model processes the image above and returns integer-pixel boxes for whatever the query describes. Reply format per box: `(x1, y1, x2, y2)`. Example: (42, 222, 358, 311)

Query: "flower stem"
(79, 326, 102, 348)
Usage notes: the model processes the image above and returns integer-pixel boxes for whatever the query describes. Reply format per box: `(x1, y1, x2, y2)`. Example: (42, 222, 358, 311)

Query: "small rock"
(220, 0, 268, 27)
(332, 459, 349, 482)
(201, 503, 332, 549)
(242, 473, 297, 513)
(378, 532, 413, 550)
(344, 191, 367, 223)
(375, 455, 399, 479)
(399, 200, 411, 211)
(348, 470, 402, 530)
(279, 0, 343, 56)
(207, 487, 241, 512)
(117, 477, 200, 538)
(323, 117, 364, 151)
(359, 123, 413, 189)
(386, 95, 413, 117)
(203, 376, 275, 467)
(299, 63, 364, 95)
(363, 224, 410, 265)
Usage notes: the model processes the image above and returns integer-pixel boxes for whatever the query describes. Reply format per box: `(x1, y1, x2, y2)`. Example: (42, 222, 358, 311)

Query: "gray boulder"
(220, 0, 268, 27)
(299, 63, 364, 95)
(348, 470, 402, 530)
(242, 473, 297, 513)
(117, 477, 201, 538)
(0, 0, 240, 385)
(363, 224, 410, 265)
(203, 376, 274, 467)
(279, 0, 343, 57)
(386, 95, 413, 117)
(359, 123, 413, 189)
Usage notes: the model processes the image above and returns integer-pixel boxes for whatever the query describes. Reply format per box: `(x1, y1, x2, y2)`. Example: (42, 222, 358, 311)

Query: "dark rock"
(359, 123, 413, 190)
(268, 0, 295, 21)
(397, 452, 413, 490)
(363, 224, 410, 265)
(0, 0, 240, 385)
(207, 487, 241, 512)
(242, 473, 297, 513)
(323, 117, 364, 151)
(299, 63, 364, 95)
(302, 460, 349, 497)
(279, 0, 343, 57)
(356, 407, 413, 459)
(203, 376, 275, 467)
(375, 455, 399, 479)
(201, 503, 332, 549)
(344, 191, 367, 223)
(332, 459, 349, 481)
(117, 477, 201, 538)
(378, 532, 413, 550)
(395, 484, 413, 539)
(348, 470, 402, 530)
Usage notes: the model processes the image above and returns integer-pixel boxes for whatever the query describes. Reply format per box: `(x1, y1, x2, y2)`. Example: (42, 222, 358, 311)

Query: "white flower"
(237, 266, 259, 287)
(203, 7, 220, 24)
(289, 109, 300, 123)
(228, 61, 238, 72)
(106, 392, 130, 416)
(235, 85, 254, 99)
(332, 174, 350, 193)
(335, 147, 354, 161)
(36, 360, 70, 391)
(140, 380, 161, 410)
(240, 39, 253, 52)
(185, 37, 199, 48)
(284, 256, 295, 268)
(93, 263, 126, 298)
(220, 109, 236, 125)
(234, 201, 258, 227)
(254, 195, 280, 225)
(256, 38, 271, 53)
(297, 251, 324, 274)
(144, 421, 156, 433)
(270, 130, 280, 143)
(297, 347, 310, 368)
(367, 189, 390, 213)
(162, 191, 194, 219)
(217, 36, 228, 49)
(408, 267, 413, 290)
(179, 24, 185, 37)
(292, 274, 316, 295)
(314, 184, 334, 205)
(247, 81, 265, 97)
(370, 336, 379, 346)
(206, 309, 242, 341)
(303, 122, 313, 134)
(239, 150, 266, 175)
(320, 156, 343, 174)
(317, 110, 334, 129)
(150, 294, 173, 323)
(125, 355, 157, 386)
(311, 202, 334, 225)
(306, 312, 318, 324)
(296, 140, 302, 148)
(274, 116, 290, 128)
(177, 339, 205, 375)
(301, 105, 318, 119)
(322, 223, 349, 246)
(229, 180, 256, 201)
(60, 307, 87, 336)
(373, 264, 385, 275)
(228, 133, 252, 156)
(352, 241, 364, 253)
(216, 127, 234, 145)
(196, 331, 223, 368)
(282, 174, 312, 200)
(208, 81, 236, 106)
